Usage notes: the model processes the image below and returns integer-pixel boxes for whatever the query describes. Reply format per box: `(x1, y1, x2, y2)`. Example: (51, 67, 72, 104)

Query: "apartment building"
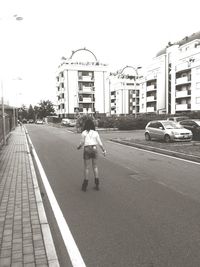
(56, 48, 109, 118)
(109, 67, 140, 116)
(140, 31, 200, 115)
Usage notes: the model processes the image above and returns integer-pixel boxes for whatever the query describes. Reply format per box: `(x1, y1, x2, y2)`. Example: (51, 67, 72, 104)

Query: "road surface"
(26, 124, 200, 267)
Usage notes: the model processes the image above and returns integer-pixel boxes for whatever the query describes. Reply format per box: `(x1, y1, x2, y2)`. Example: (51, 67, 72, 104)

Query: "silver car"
(145, 120, 193, 142)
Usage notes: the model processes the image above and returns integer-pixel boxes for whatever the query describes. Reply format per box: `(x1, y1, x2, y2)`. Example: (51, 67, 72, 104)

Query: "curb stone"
(111, 139, 200, 163)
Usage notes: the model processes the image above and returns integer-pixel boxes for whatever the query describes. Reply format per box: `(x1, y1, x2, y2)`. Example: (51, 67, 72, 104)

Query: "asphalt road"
(26, 124, 200, 267)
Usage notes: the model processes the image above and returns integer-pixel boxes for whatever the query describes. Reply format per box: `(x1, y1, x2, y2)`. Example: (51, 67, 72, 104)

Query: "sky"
(0, 0, 200, 107)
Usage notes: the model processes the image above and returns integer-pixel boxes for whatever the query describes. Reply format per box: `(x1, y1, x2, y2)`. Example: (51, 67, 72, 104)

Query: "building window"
(142, 104, 144, 109)
(196, 97, 200, 104)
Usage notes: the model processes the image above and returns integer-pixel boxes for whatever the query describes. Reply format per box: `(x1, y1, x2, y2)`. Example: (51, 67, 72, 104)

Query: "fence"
(0, 114, 15, 146)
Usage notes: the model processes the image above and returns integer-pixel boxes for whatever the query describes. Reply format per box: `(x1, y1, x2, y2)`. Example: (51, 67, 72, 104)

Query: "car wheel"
(164, 134, 171, 143)
(145, 133, 151, 141)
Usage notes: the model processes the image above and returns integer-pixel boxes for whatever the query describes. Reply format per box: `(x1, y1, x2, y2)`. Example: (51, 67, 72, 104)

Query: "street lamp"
(0, 14, 23, 144)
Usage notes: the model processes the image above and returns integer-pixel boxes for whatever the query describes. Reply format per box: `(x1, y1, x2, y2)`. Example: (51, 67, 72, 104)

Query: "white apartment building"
(109, 67, 141, 116)
(56, 48, 109, 117)
(140, 31, 200, 115)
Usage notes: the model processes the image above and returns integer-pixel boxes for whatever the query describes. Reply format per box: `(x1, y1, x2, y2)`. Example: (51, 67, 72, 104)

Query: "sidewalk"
(0, 127, 59, 267)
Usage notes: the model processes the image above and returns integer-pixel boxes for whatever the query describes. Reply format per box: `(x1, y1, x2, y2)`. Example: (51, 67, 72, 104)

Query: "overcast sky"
(0, 0, 200, 107)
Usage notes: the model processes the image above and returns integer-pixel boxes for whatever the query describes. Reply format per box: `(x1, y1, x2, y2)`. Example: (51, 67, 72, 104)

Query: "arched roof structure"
(69, 47, 98, 61)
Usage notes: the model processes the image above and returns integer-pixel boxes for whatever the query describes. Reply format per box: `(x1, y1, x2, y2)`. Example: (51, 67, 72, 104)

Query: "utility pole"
(1, 80, 6, 145)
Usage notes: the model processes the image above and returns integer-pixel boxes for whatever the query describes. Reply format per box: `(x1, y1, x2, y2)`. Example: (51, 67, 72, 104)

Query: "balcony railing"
(78, 76, 94, 81)
(147, 85, 156, 92)
(176, 90, 191, 98)
(176, 103, 191, 111)
(147, 96, 156, 102)
(175, 63, 190, 72)
(176, 76, 191, 85)
(79, 98, 93, 103)
(146, 107, 155, 112)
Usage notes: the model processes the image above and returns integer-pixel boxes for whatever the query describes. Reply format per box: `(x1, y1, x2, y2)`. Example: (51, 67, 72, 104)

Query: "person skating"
(77, 118, 106, 191)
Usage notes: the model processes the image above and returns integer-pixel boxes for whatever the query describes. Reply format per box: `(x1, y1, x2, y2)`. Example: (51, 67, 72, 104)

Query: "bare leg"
(92, 158, 99, 190)
(92, 158, 99, 178)
(84, 159, 90, 180)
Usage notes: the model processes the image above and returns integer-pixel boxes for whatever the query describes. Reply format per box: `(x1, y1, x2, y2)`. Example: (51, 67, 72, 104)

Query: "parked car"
(35, 119, 44, 124)
(145, 120, 193, 142)
(167, 116, 189, 123)
(28, 119, 34, 124)
(61, 118, 76, 127)
(179, 119, 200, 140)
(22, 119, 27, 124)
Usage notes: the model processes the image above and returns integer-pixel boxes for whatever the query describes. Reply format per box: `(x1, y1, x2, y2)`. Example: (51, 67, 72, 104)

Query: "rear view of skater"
(77, 118, 106, 191)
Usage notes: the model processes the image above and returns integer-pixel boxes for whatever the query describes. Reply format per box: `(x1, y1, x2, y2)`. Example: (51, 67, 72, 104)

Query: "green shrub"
(97, 117, 117, 128)
(76, 115, 97, 133)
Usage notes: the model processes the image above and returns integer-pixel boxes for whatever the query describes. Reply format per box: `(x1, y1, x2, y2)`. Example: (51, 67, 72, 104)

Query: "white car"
(61, 118, 76, 127)
(145, 120, 193, 142)
(35, 119, 44, 124)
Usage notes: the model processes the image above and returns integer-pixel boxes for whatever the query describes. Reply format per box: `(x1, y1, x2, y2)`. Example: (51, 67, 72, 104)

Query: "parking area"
(98, 129, 200, 160)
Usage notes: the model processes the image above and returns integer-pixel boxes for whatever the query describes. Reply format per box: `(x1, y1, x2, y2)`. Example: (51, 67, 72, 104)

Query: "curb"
(25, 128, 87, 267)
(111, 139, 200, 163)
(24, 129, 60, 267)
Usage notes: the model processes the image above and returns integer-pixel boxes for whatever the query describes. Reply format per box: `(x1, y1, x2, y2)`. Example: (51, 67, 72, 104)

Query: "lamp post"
(0, 15, 23, 143)
(1, 80, 6, 144)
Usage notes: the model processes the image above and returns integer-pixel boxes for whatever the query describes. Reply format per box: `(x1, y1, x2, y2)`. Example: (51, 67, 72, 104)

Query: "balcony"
(146, 107, 155, 113)
(147, 85, 156, 92)
(80, 86, 94, 93)
(175, 63, 190, 73)
(176, 76, 191, 85)
(176, 103, 191, 111)
(147, 96, 156, 102)
(83, 108, 92, 113)
(111, 95, 115, 100)
(79, 97, 93, 103)
(176, 90, 191, 98)
(78, 76, 94, 81)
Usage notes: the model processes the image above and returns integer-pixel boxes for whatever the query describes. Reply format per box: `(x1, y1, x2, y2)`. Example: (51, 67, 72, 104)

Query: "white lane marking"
(24, 130, 60, 266)
(26, 132, 86, 267)
(108, 140, 200, 166)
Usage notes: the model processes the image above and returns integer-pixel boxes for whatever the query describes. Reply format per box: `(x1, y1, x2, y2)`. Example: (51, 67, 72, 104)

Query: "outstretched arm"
(97, 133, 106, 156)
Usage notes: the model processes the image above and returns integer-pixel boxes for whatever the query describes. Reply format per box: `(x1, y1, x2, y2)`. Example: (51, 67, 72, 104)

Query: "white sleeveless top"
(81, 130, 103, 147)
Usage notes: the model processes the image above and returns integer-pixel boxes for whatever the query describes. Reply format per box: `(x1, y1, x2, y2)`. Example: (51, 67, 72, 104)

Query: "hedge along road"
(26, 124, 200, 267)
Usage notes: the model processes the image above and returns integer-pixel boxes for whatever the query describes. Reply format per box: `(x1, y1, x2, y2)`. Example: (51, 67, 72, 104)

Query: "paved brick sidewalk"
(0, 127, 59, 267)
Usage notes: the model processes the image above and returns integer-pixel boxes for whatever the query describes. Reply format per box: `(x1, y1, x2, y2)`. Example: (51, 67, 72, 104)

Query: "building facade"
(109, 67, 141, 116)
(140, 31, 200, 115)
(56, 48, 109, 118)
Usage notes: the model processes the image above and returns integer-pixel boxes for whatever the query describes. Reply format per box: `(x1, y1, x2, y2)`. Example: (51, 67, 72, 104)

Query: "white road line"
(24, 130, 60, 266)
(108, 140, 200, 166)
(26, 131, 86, 267)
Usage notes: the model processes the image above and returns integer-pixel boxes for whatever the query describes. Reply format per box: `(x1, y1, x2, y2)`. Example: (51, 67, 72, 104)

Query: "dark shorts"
(83, 145, 98, 160)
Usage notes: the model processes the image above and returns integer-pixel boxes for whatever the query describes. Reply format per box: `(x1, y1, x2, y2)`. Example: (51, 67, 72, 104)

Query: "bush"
(76, 115, 97, 133)
(116, 117, 149, 130)
(97, 117, 118, 128)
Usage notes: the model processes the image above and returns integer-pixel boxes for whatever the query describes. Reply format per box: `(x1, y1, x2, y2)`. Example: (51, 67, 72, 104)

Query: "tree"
(18, 104, 28, 121)
(27, 105, 35, 120)
(37, 100, 55, 119)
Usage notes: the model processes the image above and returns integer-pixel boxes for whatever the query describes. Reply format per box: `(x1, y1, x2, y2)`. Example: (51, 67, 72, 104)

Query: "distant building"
(140, 31, 200, 114)
(56, 48, 109, 118)
(109, 66, 141, 116)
